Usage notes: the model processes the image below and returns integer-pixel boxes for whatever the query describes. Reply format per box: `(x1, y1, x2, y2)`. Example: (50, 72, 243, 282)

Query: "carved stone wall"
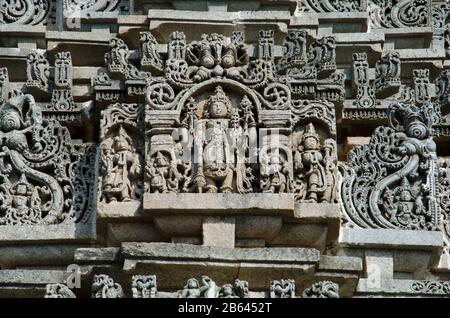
(0, 0, 449, 299)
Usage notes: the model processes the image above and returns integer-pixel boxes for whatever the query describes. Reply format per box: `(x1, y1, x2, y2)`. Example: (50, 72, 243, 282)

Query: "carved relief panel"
(340, 103, 440, 230)
(0, 92, 97, 226)
(99, 103, 144, 204)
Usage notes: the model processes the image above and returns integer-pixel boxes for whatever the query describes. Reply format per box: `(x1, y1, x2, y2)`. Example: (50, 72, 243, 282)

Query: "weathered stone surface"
(143, 193, 295, 214)
(121, 242, 320, 264)
(0, 0, 449, 299)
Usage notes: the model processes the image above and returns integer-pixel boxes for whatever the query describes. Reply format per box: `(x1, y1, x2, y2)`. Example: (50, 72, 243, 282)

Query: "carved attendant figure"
(295, 123, 327, 202)
(260, 150, 291, 193)
(146, 151, 180, 193)
(102, 126, 141, 203)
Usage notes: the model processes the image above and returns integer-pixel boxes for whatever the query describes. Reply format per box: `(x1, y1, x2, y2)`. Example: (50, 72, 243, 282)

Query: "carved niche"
(0, 92, 97, 226)
(99, 103, 144, 204)
(141, 30, 339, 203)
(340, 102, 440, 230)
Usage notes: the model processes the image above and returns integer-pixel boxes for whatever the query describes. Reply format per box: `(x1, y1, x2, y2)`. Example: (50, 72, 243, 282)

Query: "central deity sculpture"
(193, 86, 253, 194)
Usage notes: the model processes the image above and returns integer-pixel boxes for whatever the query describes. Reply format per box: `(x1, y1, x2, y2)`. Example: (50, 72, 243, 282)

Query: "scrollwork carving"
(369, 0, 430, 28)
(340, 102, 440, 230)
(26, 51, 50, 92)
(0, 0, 54, 25)
(0, 93, 97, 226)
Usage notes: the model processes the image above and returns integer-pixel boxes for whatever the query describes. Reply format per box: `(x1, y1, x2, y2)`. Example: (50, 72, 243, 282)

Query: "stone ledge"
(0, 270, 67, 285)
(339, 228, 443, 251)
(318, 255, 363, 273)
(0, 223, 96, 244)
(143, 193, 295, 215)
(74, 247, 121, 263)
(121, 242, 320, 264)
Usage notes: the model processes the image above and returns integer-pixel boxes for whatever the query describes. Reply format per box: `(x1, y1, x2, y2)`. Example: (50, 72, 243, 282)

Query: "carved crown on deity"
(203, 86, 234, 119)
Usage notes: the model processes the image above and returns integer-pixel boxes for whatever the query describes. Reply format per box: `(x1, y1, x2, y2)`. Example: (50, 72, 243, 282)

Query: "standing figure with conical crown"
(193, 86, 253, 194)
(294, 123, 336, 203)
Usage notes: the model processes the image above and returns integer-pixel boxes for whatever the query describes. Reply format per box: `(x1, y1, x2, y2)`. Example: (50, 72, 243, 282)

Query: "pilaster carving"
(50, 52, 75, 111)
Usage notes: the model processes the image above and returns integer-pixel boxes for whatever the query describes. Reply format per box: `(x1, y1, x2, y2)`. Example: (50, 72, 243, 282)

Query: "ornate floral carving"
(105, 38, 130, 77)
(340, 102, 440, 230)
(132, 275, 157, 298)
(302, 281, 339, 298)
(435, 69, 450, 107)
(63, 0, 129, 14)
(140, 32, 164, 74)
(369, 0, 430, 28)
(270, 279, 296, 298)
(352, 53, 378, 109)
(49, 52, 76, 111)
(91, 274, 124, 298)
(0, 0, 54, 25)
(410, 281, 450, 294)
(44, 284, 76, 298)
(277, 30, 308, 74)
(298, 0, 366, 12)
(431, 1, 450, 29)
(258, 30, 275, 62)
(373, 51, 401, 97)
(26, 51, 50, 92)
(0, 93, 97, 225)
(438, 159, 450, 252)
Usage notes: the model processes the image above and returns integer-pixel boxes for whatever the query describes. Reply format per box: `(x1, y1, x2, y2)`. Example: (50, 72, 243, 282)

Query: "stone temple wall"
(0, 0, 449, 298)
